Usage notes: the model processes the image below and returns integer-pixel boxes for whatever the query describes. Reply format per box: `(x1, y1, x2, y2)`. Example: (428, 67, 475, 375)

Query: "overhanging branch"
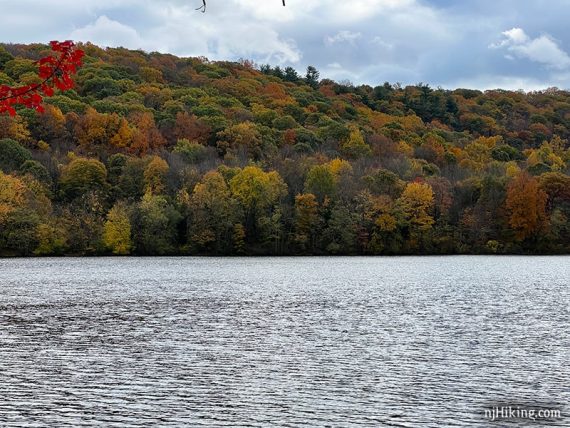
(196, 1, 285, 13)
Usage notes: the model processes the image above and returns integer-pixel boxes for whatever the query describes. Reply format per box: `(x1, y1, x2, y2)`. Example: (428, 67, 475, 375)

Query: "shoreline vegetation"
(2, 254, 570, 260)
(0, 43, 569, 257)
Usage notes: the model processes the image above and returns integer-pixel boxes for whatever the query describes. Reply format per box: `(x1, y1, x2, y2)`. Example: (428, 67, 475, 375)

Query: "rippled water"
(0, 256, 569, 427)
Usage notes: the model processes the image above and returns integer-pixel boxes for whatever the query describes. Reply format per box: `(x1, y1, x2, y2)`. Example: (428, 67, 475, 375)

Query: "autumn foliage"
(0, 41, 84, 116)
(0, 42, 570, 256)
(506, 172, 548, 241)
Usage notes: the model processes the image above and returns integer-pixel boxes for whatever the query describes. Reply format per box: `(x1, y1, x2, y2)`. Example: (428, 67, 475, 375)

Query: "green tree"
(305, 66, 320, 89)
(133, 193, 181, 255)
(35, 220, 69, 255)
(322, 204, 357, 254)
(115, 157, 147, 201)
(20, 160, 52, 186)
(58, 193, 106, 255)
(174, 139, 208, 164)
(233, 223, 246, 254)
(0, 138, 31, 172)
(60, 157, 108, 200)
(0, 46, 14, 68)
(539, 172, 570, 210)
(304, 165, 336, 202)
(0, 209, 40, 256)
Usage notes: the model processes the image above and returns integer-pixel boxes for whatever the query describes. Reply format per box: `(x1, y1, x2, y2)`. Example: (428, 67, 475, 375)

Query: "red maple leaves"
(0, 41, 84, 116)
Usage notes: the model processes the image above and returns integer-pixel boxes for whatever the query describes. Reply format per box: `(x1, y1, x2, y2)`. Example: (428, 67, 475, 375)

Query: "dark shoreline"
(2, 253, 570, 259)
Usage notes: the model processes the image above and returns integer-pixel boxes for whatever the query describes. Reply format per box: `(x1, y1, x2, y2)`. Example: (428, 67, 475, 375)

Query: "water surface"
(1, 256, 568, 426)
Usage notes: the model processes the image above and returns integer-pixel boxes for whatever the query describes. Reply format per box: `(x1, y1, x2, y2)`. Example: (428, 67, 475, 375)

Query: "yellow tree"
(340, 126, 371, 159)
(506, 172, 548, 241)
(0, 171, 26, 221)
(396, 181, 434, 250)
(352, 192, 398, 254)
(328, 158, 353, 176)
(230, 166, 287, 212)
(229, 166, 287, 237)
(187, 170, 238, 252)
(398, 182, 435, 231)
(143, 156, 169, 195)
(462, 136, 499, 170)
(526, 142, 565, 171)
(72, 107, 120, 149)
(0, 114, 31, 143)
(103, 202, 133, 255)
(304, 158, 353, 202)
(110, 117, 133, 149)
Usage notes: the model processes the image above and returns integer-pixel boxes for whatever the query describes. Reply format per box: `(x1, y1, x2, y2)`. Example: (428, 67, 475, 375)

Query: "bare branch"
(196, 1, 285, 13)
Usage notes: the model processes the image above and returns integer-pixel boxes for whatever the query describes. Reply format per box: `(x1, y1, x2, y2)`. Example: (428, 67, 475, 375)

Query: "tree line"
(0, 42, 569, 256)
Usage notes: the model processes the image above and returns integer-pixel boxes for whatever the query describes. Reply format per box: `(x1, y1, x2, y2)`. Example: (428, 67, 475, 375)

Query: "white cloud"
(70, 16, 144, 49)
(498, 28, 529, 46)
(68, 5, 301, 64)
(233, 0, 418, 23)
(2, 0, 570, 91)
(146, 13, 301, 64)
(513, 35, 570, 69)
(0, 0, 446, 74)
(325, 31, 362, 46)
(445, 74, 559, 91)
(491, 27, 570, 69)
(300, 0, 416, 23)
(371, 36, 394, 50)
(234, 0, 295, 22)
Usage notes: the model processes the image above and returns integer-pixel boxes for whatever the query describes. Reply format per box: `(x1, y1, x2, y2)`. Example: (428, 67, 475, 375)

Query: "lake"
(0, 256, 568, 426)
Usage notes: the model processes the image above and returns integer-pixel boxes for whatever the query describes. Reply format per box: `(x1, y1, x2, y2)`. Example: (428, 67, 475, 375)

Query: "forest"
(0, 42, 569, 256)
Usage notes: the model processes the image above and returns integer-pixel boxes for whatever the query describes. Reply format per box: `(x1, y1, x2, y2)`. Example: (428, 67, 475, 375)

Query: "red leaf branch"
(0, 41, 84, 116)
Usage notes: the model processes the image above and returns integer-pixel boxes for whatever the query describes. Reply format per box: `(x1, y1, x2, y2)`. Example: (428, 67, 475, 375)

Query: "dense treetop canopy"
(0, 42, 569, 256)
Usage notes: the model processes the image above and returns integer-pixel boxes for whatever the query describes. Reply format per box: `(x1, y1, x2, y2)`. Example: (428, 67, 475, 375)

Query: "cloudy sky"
(2, 0, 570, 90)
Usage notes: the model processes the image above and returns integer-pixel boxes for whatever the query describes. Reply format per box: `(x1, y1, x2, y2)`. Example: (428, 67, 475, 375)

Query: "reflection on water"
(0, 256, 568, 426)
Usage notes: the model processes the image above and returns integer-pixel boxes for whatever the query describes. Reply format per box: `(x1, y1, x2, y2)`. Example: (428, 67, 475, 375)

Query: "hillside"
(0, 42, 569, 256)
